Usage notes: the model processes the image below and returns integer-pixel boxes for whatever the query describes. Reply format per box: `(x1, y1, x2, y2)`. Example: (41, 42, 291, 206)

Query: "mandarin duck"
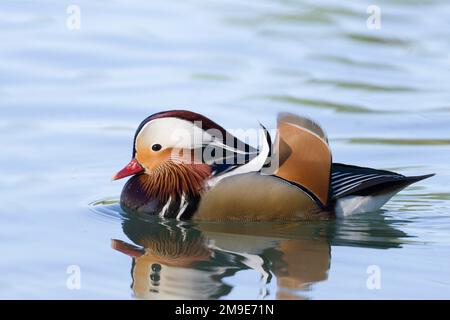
(112, 110, 433, 220)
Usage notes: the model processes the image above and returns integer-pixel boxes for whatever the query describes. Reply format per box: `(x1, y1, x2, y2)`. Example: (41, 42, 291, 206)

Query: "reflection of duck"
(112, 110, 433, 220)
(112, 219, 239, 299)
(112, 214, 407, 299)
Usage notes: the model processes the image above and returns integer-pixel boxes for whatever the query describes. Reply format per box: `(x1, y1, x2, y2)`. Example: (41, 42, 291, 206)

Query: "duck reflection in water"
(112, 213, 408, 299)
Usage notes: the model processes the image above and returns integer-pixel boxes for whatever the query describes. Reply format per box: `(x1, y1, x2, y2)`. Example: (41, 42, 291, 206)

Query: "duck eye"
(152, 144, 162, 152)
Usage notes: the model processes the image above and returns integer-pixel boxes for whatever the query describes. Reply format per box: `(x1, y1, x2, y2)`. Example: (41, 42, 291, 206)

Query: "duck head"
(112, 110, 269, 217)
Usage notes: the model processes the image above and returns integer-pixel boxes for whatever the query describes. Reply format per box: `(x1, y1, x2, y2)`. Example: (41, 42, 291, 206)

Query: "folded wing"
(272, 113, 332, 208)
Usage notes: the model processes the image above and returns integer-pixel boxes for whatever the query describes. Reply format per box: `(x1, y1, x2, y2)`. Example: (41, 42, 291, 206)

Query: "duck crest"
(120, 161, 211, 219)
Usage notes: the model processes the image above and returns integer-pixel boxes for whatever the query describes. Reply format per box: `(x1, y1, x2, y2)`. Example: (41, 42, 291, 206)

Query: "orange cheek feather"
(136, 147, 173, 171)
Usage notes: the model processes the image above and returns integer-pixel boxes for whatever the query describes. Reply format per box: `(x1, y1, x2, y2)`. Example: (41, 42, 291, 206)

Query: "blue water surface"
(1, 0, 449, 299)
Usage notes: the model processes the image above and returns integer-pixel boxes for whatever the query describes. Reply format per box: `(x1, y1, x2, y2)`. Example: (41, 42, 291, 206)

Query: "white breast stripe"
(208, 138, 250, 155)
(176, 195, 188, 220)
(159, 196, 172, 217)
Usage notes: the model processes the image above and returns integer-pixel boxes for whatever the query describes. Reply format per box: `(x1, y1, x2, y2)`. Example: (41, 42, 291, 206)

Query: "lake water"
(1, 0, 450, 299)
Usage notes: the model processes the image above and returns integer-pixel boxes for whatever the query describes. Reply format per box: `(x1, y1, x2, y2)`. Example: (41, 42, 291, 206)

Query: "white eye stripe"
(136, 118, 257, 155)
(207, 139, 250, 155)
(136, 118, 205, 150)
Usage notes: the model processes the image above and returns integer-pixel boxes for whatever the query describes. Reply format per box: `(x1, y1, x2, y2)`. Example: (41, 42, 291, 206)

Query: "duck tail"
(331, 163, 434, 217)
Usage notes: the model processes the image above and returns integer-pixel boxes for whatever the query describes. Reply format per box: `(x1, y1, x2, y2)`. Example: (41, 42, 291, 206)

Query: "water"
(1, 0, 450, 299)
